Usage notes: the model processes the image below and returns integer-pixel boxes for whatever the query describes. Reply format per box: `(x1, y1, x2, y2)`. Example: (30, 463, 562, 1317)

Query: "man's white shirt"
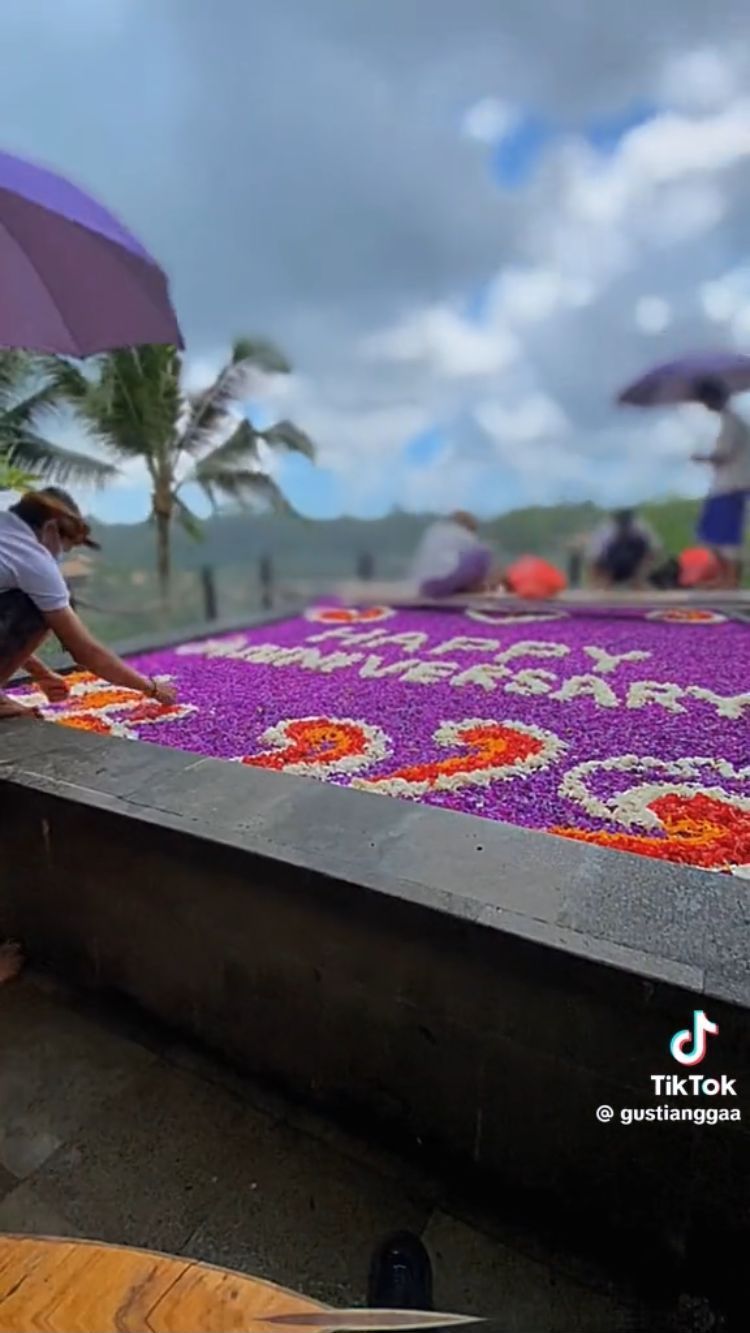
(0, 510, 70, 611)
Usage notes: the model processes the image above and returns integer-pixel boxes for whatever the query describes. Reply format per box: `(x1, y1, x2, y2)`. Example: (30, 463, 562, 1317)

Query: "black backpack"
(605, 529, 649, 581)
(649, 556, 680, 590)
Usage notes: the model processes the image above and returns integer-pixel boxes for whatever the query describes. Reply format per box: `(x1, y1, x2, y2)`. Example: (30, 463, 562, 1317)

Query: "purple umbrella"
(618, 351, 750, 407)
(0, 149, 183, 356)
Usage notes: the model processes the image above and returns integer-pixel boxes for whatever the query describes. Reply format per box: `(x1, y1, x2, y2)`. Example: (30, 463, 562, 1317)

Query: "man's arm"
(22, 653, 70, 703)
(693, 419, 741, 467)
(692, 450, 730, 465)
(43, 607, 176, 702)
(24, 654, 54, 679)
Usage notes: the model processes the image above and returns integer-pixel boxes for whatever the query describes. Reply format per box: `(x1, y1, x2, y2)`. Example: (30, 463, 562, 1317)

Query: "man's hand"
(150, 679, 178, 706)
(37, 670, 71, 704)
(0, 694, 41, 721)
(0, 941, 23, 985)
(45, 607, 178, 700)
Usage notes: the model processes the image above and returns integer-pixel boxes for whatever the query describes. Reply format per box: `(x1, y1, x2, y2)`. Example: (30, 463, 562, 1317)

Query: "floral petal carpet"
(22, 604, 750, 875)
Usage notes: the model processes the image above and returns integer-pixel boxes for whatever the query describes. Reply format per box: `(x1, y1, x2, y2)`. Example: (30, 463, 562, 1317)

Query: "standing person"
(410, 511, 495, 598)
(0, 487, 177, 720)
(691, 378, 750, 588)
(585, 508, 661, 589)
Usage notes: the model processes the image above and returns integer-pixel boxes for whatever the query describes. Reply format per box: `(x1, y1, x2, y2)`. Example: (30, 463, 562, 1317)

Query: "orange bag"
(504, 556, 567, 599)
(678, 547, 722, 588)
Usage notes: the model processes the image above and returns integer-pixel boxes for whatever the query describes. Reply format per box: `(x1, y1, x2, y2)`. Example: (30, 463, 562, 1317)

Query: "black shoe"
(368, 1231, 433, 1310)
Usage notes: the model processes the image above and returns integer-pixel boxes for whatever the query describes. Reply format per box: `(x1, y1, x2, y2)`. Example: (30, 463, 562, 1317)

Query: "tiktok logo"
(670, 1010, 719, 1067)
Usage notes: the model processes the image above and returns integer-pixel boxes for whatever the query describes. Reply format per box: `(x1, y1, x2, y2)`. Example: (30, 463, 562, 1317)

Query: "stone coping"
(2, 703, 748, 1011)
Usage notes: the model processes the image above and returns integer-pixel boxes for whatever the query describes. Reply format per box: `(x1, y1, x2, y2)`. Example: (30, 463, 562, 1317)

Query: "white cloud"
(699, 265, 750, 332)
(730, 305, 750, 346)
(400, 445, 483, 513)
(475, 393, 570, 444)
(34, 1, 750, 520)
(461, 96, 519, 145)
(332, 70, 750, 509)
(639, 180, 725, 244)
(659, 48, 738, 113)
(619, 100, 750, 182)
(182, 353, 224, 393)
(361, 304, 520, 377)
(267, 73, 750, 514)
(262, 372, 429, 474)
(634, 296, 672, 335)
(487, 267, 595, 325)
(701, 280, 738, 323)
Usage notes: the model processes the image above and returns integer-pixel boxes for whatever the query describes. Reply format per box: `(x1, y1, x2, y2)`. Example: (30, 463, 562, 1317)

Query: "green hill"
(89, 496, 705, 579)
(73, 494, 729, 647)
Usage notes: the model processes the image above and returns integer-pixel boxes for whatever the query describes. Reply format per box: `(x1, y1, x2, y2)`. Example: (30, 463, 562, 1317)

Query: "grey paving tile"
(0, 978, 660, 1323)
(0, 1165, 17, 1203)
(183, 1118, 431, 1306)
(0, 1185, 75, 1238)
(0, 980, 156, 1180)
(0, 1062, 272, 1255)
(164, 1039, 442, 1201)
(424, 1212, 638, 1331)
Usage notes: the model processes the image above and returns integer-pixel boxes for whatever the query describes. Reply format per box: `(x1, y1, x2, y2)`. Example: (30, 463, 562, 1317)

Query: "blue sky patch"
(491, 113, 555, 186)
(405, 426, 446, 464)
(586, 101, 658, 154)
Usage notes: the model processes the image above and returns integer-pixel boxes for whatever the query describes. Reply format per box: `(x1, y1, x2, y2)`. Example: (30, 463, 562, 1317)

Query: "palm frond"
(173, 494, 204, 541)
(0, 352, 67, 430)
(0, 350, 28, 407)
(2, 384, 65, 434)
(180, 337, 291, 456)
(194, 465, 294, 513)
(259, 419, 316, 459)
(69, 347, 182, 463)
(0, 450, 37, 492)
(36, 356, 94, 404)
(230, 337, 291, 375)
(7, 434, 117, 487)
(191, 419, 260, 475)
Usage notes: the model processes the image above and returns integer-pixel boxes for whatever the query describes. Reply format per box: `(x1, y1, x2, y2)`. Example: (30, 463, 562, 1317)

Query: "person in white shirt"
(0, 487, 178, 721)
(410, 511, 495, 597)
(692, 377, 750, 588)
(585, 509, 662, 589)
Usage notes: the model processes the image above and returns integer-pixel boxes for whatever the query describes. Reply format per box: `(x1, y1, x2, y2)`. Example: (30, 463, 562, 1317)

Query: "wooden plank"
(0, 1235, 325, 1333)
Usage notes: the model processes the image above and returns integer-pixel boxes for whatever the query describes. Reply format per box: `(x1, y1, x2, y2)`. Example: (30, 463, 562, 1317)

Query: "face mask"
(41, 523, 64, 563)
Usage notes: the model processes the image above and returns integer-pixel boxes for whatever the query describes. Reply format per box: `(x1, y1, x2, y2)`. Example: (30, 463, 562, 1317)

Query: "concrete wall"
(2, 717, 749, 1303)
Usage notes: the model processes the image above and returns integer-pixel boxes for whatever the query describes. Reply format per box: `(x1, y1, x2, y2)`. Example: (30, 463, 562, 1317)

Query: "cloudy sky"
(4, 0, 750, 522)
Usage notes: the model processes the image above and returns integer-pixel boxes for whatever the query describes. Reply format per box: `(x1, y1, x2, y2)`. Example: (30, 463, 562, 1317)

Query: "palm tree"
(0, 349, 116, 492)
(47, 339, 316, 598)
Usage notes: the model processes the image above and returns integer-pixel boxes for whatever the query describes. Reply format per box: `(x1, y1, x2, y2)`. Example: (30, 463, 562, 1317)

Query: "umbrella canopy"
(0, 149, 183, 356)
(617, 351, 750, 407)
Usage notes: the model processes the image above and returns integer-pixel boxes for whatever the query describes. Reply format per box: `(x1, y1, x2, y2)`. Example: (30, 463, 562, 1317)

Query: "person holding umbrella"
(690, 377, 750, 588)
(618, 354, 750, 590)
(0, 487, 177, 720)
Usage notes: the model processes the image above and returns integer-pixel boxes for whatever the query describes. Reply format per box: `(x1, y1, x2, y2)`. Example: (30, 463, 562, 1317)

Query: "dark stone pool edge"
(2, 712, 748, 1007)
(2, 682, 749, 1305)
